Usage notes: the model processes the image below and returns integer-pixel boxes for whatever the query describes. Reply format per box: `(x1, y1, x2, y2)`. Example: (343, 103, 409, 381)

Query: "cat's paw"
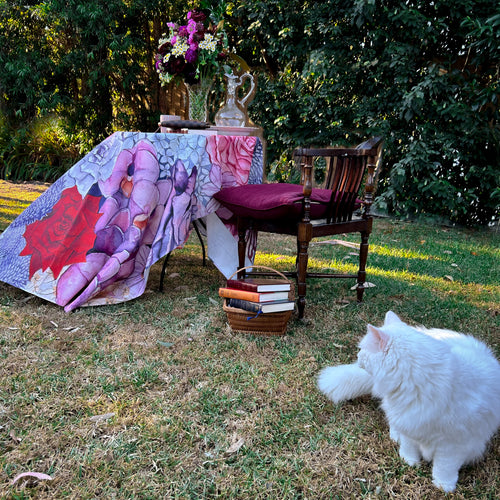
(317, 364, 372, 403)
(432, 464, 459, 493)
(398, 438, 421, 466)
(432, 477, 457, 493)
(400, 452, 421, 467)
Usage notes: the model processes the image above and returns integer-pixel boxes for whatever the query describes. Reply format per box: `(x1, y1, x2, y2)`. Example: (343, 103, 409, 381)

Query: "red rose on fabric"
(20, 185, 102, 279)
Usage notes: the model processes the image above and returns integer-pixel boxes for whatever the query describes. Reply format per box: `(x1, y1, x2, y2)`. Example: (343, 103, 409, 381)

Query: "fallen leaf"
(11, 472, 53, 485)
(443, 250, 452, 254)
(157, 341, 174, 348)
(225, 438, 245, 455)
(89, 412, 115, 422)
(330, 343, 345, 349)
(168, 272, 180, 278)
(9, 430, 21, 444)
(444, 275, 454, 281)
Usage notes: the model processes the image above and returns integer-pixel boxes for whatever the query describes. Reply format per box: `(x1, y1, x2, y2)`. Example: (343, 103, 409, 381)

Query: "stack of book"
(219, 277, 294, 314)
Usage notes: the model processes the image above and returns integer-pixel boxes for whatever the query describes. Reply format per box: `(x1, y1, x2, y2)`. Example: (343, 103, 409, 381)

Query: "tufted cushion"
(214, 183, 346, 220)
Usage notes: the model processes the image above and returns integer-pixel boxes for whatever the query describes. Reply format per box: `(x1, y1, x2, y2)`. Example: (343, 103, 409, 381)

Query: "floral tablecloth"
(0, 131, 263, 311)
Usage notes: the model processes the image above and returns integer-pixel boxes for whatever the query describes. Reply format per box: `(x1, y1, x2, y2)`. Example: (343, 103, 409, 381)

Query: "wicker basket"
(223, 266, 295, 336)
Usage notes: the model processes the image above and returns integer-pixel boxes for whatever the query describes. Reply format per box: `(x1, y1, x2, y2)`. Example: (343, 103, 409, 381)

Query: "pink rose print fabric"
(0, 132, 262, 310)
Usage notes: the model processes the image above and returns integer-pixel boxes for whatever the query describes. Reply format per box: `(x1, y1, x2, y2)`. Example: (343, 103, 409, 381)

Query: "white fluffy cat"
(317, 311, 500, 492)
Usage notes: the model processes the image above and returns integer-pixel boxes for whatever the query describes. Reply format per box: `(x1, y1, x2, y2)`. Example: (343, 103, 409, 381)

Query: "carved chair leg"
(356, 230, 370, 302)
(296, 235, 310, 319)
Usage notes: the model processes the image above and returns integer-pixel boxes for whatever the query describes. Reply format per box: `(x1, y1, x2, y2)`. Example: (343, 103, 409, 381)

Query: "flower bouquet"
(155, 8, 231, 121)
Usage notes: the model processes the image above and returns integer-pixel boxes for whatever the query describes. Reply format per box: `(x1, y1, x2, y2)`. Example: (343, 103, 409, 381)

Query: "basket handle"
(228, 265, 289, 282)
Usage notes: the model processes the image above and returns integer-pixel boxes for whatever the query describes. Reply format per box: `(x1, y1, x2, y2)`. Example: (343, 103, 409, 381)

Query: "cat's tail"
(317, 363, 373, 403)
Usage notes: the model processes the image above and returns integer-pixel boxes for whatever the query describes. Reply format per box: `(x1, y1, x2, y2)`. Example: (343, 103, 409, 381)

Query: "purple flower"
(60, 140, 169, 311)
(185, 48, 197, 64)
(188, 9, 207, 22)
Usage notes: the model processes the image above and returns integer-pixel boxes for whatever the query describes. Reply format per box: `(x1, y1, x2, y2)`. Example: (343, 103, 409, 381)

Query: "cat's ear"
(362, 325, 390, 353)
(384, 310, 403, 326)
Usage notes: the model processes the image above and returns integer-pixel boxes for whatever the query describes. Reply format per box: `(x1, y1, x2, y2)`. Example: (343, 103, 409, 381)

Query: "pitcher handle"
(238, 73, 256, 108)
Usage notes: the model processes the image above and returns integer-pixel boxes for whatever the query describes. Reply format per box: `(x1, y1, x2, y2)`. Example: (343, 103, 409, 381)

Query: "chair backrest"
(294, 137, 383, 223)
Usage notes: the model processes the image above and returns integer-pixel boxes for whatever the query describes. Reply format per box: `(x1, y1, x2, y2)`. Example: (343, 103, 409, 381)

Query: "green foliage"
(0, 114, 82, 182)
(0, 0, 187, 141)
(230, 0, 500, 225)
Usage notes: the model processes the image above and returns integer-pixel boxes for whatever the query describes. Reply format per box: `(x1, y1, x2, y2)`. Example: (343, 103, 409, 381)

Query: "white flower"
(199, 35, 217, 52)
(171, 40, 189, 57)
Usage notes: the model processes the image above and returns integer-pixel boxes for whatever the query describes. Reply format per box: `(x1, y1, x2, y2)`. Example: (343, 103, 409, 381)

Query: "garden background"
(0, 0, 499, 226)
(1, 1, 500, 497)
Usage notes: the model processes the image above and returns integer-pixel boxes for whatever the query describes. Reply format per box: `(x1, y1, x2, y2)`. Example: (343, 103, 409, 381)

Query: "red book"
(226, 277, 291, 293)
(218, 287, 289, 303)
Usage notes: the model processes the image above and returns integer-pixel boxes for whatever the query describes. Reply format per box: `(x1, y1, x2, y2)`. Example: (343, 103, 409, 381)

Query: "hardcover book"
(218, 287, 289, 303)
(226, 298, 295, 314)
(226, 278, 291, 293)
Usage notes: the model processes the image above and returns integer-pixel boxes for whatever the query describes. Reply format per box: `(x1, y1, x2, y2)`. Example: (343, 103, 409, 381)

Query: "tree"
(229, 0, 500, 225)
(0, 0, 187, 143)
(0, 0, 498, 224)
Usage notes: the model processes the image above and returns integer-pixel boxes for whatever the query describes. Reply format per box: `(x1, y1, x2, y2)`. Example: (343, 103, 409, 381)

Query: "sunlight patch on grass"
(254, 253, 295, 268)
(370, 244, 436, 261)
(0, 180, 49, 230)
(254, 250, 499, 311)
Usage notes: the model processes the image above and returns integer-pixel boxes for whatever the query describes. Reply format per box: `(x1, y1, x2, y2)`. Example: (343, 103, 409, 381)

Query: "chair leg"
(296, 227, 311, 319)
(356, 230, 370, 302)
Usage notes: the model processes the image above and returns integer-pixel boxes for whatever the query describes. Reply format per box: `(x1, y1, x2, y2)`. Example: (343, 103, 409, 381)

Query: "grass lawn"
(0, 180, 499, 499)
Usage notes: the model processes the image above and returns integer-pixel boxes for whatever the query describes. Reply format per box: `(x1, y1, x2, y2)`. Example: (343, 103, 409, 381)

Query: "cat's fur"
(317, 311, 500, 492)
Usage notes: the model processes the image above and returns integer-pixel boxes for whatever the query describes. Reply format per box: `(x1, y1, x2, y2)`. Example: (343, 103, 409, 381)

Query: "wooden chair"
(213, 137, 383, 318)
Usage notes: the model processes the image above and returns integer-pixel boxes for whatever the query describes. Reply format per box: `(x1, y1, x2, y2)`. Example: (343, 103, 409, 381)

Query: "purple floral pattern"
(0, 132, 262, 310)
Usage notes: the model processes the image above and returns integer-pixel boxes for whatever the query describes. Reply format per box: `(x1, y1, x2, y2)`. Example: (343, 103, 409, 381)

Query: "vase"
(184, 78, 212, 123)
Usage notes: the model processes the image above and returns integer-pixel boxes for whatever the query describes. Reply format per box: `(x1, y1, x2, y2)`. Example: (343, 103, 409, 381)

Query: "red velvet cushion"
(213, 183, 335, 220)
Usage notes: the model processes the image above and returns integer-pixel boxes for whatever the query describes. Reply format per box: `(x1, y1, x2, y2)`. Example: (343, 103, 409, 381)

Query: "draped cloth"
(0, 132, 263, 311)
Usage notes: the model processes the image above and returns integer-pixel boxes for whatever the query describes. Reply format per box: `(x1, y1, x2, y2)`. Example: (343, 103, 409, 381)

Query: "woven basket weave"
(223, 266, 295, 336)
